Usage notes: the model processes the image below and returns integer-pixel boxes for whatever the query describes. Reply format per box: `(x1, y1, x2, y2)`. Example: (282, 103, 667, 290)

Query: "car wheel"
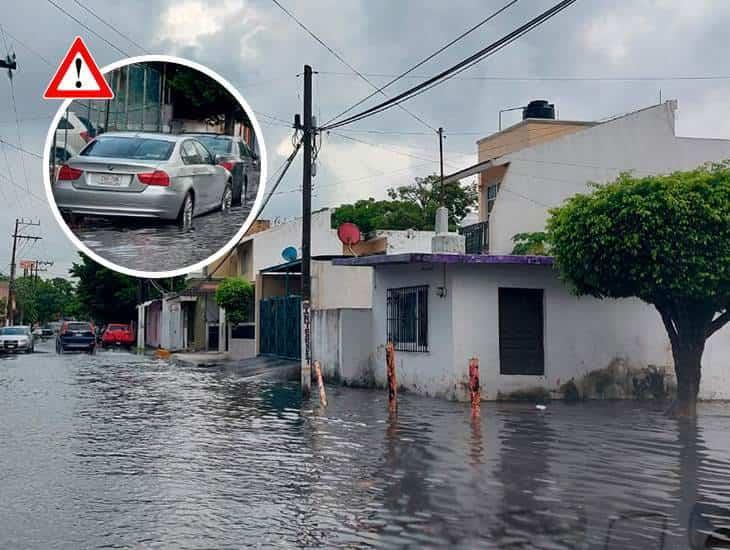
(221, 184, 233, 211)
(177, 192, 194, 227)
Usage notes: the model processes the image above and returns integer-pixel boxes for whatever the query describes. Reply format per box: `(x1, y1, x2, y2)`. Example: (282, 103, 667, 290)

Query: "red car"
(101, 323, 135, 349)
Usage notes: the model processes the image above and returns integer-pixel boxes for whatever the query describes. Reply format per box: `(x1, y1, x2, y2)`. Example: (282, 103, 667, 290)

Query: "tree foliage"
(215, 277, 255, 325)
(547, 164, 730, 414)
(511, 232, 550, 255)
(167, 64, 244, 125)
(332, 174, 478, 233)
(13, 276, 83, 324)
(70, 254, 141, 324)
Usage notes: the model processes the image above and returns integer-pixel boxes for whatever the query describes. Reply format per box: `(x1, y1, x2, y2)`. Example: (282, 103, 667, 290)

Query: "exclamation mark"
(75, 58, 82, 88)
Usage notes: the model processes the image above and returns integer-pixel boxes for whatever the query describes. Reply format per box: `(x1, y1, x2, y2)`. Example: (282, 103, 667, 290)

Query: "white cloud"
(158, 0, 265, 55)
(582, 14, 654, 64)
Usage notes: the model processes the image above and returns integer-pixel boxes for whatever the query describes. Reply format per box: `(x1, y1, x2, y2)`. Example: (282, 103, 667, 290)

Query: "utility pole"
(300, 64, 313, 397)
(7, 218, 41, 325)
(438, 127, 445, 204)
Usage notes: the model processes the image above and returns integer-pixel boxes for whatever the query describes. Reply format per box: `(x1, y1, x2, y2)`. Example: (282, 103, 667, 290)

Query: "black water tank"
(523, 100, 555, 120)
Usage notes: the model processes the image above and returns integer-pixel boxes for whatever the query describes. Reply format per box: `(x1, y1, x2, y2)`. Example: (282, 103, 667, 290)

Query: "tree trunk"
(657, 303, 713, 418)
(671, 338, 704, 417)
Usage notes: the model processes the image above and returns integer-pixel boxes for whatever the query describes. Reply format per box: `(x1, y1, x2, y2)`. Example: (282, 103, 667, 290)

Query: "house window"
(487, 182, 500, 214)
(499, 288, 544, 375)
(387, 285, 428, 352)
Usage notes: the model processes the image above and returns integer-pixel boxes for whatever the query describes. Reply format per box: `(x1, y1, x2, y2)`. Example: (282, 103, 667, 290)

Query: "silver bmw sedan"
(52, 132, 233, 225)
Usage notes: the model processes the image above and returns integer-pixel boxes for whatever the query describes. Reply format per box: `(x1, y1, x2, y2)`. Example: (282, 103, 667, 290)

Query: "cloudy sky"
(1, 0, 729, 278)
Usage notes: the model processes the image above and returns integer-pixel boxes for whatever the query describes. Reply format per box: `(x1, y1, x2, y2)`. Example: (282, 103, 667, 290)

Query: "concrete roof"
(332, 253, 554, 267)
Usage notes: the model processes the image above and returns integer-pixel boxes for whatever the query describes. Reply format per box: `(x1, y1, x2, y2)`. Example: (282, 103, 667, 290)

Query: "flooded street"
(2, 341, 729, 549)
(70, 186, 259, 272)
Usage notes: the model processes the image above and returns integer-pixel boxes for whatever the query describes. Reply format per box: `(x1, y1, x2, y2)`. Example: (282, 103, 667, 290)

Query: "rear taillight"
(80, 131, 91, 142)
(57, 165, 83, 181)
(137, 170, 170, 186)
(219, 160, 235, 172)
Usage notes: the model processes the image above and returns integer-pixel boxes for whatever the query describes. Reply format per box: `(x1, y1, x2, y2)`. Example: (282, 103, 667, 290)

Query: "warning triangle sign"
(43, 36, 114, 99)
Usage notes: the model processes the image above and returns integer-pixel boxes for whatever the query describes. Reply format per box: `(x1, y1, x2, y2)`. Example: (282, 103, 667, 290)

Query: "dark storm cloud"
(1, 0, 729, 276)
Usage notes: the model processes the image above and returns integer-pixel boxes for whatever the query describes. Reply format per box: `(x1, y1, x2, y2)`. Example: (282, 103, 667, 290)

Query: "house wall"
(358, 262, 730, 401)
(146, 301, 162, 348)
(488, 102, 730, 254)
(366, 263, 457, 399)
(312, 261, 372, 310)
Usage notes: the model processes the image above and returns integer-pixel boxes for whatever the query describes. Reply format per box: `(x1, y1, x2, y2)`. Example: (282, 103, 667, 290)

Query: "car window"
(108, 324, 127, 331)
(0, 327, 28, 335)
(238, 141, 251, 159)
(57, 118, 74, 130)
(196, 136, 233, 156)
(54, 147, 72, 162)
(76, 115, 96, 134)
(81, 137, 174, 160)
(192, 140, 214, 164)
(181, 140, 202, 165)
(67, 323, 92, 332)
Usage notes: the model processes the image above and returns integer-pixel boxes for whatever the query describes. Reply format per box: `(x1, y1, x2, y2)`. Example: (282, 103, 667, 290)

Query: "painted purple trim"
(332, 253, 554, 267)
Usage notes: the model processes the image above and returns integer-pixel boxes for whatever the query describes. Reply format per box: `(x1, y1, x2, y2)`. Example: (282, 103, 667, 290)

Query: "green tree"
(332, 174, 477, 233)
(547, 164, 730, 416)
(70, 254, 141, 324)
(215, 277, 254, 325)
(13, 276, 82, 325)
(511, 232, 550, 255)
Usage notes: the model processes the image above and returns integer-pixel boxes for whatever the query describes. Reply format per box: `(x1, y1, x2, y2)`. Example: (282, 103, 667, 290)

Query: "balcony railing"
(459, 221, 489, 255)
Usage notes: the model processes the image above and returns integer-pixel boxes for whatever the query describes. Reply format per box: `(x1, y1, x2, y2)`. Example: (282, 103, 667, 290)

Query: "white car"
(0, 325, 35, 353)
(54, 111, 95, 162)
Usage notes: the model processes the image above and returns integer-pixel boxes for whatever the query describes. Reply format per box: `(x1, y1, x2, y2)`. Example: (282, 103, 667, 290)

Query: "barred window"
(387, 286, 428, 352)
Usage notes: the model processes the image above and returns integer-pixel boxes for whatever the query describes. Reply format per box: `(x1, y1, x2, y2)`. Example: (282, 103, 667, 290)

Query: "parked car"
(187, 133, 260, 205)
(101, 323, 135, 348)
(56, 321, 96, 354)
(47, 321, 63, 335)
(0, 326, 34, 353)
(52, 132, 233, 225)
(54, 110, 95, 158)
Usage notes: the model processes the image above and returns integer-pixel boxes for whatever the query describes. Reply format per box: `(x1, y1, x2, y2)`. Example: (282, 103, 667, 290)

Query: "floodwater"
(2, 342, 729, 549)
(69, 185, 259, 272)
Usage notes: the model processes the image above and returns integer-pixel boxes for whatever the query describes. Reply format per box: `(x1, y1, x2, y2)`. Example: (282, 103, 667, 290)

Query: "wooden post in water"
(314, 360, 327, 408)
(386, 341, 397, 412)
(469, 357, 481, 414)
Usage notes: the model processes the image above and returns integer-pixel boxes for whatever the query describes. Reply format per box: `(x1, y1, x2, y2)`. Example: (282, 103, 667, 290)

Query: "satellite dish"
(337, 222, 361, 246)
(281, 246, 298, 262)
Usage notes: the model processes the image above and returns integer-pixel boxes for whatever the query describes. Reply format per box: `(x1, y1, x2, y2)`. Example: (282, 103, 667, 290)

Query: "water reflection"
(1, 345, 730, 548)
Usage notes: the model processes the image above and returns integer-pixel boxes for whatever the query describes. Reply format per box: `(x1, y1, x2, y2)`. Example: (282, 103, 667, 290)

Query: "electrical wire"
(0, 138, 42, 159)
(0, 29, 53, 66)
(323, 0, 519, 126)
(269, 0, 437, 133)
(71, 0, 150, 54)
(45, 0, 131, 57)
(322, 0, 579, 131)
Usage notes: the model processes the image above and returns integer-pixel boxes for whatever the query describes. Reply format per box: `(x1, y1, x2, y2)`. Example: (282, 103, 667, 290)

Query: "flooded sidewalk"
(1, 343, 729, 548)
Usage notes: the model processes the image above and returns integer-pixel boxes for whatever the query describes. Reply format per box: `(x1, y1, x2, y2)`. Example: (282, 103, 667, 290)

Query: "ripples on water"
(70, 185, 258, 271)
(1, 345, 729, 549)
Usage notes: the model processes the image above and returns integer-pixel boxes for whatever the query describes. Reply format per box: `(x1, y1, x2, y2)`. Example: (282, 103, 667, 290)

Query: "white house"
(324, 100, 730, 401)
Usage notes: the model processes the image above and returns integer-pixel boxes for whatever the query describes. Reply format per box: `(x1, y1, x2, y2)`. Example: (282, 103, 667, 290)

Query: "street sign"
(43, 36, 114, 100)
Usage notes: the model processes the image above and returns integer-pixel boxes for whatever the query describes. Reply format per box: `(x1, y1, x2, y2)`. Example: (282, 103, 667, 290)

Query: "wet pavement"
(2, 341, 730, 549)
(69, 185, 259, 272)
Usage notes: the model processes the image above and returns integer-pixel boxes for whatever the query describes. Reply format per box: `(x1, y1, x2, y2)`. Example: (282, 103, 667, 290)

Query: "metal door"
(259, 295, 301, 359)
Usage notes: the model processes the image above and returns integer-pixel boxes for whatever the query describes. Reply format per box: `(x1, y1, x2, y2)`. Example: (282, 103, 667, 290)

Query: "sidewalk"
(170, 352, 299, 382)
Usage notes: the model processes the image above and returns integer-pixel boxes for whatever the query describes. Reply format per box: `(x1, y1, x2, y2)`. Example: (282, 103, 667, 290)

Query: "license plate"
(5, 343, 16, 348)
(91, 173, 129, 187)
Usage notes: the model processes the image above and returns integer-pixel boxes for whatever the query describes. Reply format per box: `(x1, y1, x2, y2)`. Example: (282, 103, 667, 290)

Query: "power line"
(44, 0, 131, 57)
(324, 0, 519, 126)
(0, 29, 53, 66)
(318, 70, 730, 82)
(269, 0, 437, 133)
(0, 138, 42, 159)
(322, 0, 579, 131)
(71, 0, 150, 54)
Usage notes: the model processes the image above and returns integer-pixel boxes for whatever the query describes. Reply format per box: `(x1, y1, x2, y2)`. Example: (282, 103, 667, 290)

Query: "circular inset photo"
(43, 55, 267, 278)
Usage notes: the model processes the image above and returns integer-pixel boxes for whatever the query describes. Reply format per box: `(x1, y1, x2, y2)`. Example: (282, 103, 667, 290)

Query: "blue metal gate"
(259, 295, 301, 360)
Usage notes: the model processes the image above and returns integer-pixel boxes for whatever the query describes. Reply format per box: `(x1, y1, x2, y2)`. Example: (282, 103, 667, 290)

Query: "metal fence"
(460, 221, 489, 254)
(386, 285, 428, 352)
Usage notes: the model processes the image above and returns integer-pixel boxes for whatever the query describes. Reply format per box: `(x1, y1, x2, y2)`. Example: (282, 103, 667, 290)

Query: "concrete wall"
(312, 309, 340, 379)
(312, 261, 372, 310)
(357, 262, 730, 401)
(338, 308, 373, 385)
(368, 263, 456, 399)
(488, 102, 730, 254)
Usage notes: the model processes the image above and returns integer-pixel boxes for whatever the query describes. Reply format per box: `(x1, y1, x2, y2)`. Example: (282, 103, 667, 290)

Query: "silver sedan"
(52, 132, 233, 224)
